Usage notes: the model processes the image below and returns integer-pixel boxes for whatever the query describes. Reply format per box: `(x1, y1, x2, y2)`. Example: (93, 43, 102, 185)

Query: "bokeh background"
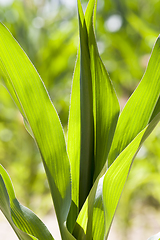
(0, 0, 160, 239)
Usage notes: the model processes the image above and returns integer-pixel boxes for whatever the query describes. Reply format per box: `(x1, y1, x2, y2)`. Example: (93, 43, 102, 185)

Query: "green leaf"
(0, 23, 74, 240)
(103, 112, 160, 238)
(70, 0, 119, 238)
(74, 113, 160, 239)
(67, 0, 120, 232)
(73, 170, 106, 240)
(67, 54, 81, 232)
(71, 1, 160, 239)
(67, 0, 94, 229)
(78, 0, 94, 211)
(108, 35, 160, 166)
(85, 0, 120, 180)
(0, 164, 54, 240)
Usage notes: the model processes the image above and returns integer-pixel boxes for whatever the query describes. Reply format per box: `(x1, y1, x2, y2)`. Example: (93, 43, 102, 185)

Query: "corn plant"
(0, 0, 160, 239)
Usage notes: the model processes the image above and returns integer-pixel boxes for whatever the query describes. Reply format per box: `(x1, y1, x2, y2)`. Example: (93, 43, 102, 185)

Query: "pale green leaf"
(103, 112, 160, 238)
(108, 35, 160, 166)
(0, 164, 54, 240)
(74, 113, 160, 239)
(71, 1, 160, 239)
(67, 0, 119, 232)
(0, 23, 74, 240)
(71, 0, 119, 238)
(73, 171, 105, 240)
(67, 54, 81, 232)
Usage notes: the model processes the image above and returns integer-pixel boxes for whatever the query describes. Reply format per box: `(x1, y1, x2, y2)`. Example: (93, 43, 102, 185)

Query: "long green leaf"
(71, 0, 119, 238)
(67, 54, 81, 232)
(108, 35, 160, 166)
(84, 0, 120, 180)
(78, 0, 94, 211)
(0, 23, 74, 240)
(74, 113, 160, 239)
(0, 165, 54, 240)
(67, 0, 94, 230)
(103, 112, 160, 238)
(71, 1, 160, 239)
(67, 0, 120, 232)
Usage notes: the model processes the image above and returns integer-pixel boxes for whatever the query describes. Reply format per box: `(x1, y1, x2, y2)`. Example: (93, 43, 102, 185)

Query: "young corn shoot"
(0, 0, 160, 239)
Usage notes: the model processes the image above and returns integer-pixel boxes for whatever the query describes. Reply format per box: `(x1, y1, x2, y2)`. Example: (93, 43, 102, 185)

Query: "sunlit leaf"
(71, 1, 160, 239)
(67, 0, 119, 233)
(0, 1, 160, 239)
(0, 23, 74, 240)
(0, 164, 54, 240)
(108, 35, 160, 166)
(103, 113, 160, 237)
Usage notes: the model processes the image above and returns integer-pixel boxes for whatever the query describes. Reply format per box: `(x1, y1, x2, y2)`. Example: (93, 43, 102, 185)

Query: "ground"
(0, 208, 159, 240)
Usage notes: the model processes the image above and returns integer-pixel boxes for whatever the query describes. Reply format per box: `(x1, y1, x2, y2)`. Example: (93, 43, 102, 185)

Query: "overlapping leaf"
(84, 0, 120, 181)
(0, 164, 54, 240)
(77, 0, 94, 211)
(74, 107, 160, 239)
(0, 23, 74, 240)
(108, 35, 160, 166)
(67, 0, 120, 233)
(70, 0, 160, 239)
(0, 0, 160, 239)
(103, 113, 160, 238)
(67, 54, 81, 232)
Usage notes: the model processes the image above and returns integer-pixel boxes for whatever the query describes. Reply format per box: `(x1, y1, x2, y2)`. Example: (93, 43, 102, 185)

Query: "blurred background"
(0, 0, 160, 239)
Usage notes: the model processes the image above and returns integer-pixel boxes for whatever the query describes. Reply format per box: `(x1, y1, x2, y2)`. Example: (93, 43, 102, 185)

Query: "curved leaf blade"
(0, 164, 54, 240)
(74, 112, 160, 239)
(0, 23, 72, 239)
(73, 172, 106, 240)
(103, 112, 160, 238)
(108, 35, 160, 166)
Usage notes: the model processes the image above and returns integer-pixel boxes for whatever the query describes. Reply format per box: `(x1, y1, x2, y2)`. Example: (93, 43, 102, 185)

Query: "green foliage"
(1, 0, 160, 220)
(0, 0, 160, 239)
